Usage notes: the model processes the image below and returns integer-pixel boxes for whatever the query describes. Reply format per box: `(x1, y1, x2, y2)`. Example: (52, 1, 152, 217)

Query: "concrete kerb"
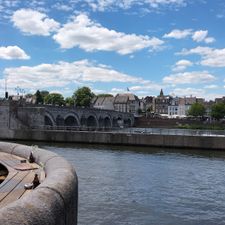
(0, 141, 78, 225)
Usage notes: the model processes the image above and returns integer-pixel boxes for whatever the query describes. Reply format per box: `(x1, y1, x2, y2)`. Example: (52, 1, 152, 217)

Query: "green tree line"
(32, 87, 112, 107)
(188, 102, 225, 120)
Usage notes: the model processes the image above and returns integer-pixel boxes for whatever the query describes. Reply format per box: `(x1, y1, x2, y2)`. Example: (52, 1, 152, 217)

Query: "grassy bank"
(177, 123, 225, 130)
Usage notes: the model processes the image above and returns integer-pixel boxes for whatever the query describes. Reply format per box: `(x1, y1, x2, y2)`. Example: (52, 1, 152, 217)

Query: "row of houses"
(92, 90, 225, 118)
(92, 93, 140, 115)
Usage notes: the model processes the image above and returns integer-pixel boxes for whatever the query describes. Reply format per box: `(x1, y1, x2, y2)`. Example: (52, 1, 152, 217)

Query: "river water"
(41, 143, 225, 225)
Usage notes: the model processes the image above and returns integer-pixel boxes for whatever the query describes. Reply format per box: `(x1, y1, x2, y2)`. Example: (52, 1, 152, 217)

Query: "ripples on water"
(41, 143, 225, 225)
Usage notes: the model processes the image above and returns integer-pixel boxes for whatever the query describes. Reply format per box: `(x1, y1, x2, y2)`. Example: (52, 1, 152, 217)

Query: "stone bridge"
(44, 105, 134, 129)
(0, 101, 134, 130)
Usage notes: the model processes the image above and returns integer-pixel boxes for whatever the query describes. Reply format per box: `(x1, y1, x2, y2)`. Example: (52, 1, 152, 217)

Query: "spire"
(160, 89, 164, 97)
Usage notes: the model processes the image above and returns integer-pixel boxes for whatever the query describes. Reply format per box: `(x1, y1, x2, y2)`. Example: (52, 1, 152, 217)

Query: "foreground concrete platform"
(0, 142, 78, 225)
(0, 152, 43, 209)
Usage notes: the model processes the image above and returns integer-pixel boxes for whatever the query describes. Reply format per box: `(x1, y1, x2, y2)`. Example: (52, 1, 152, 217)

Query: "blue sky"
(0, 0, 225, 100)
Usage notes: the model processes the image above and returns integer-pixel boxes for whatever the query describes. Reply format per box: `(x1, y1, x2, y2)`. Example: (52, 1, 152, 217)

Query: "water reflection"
(39, 143, 225, 225)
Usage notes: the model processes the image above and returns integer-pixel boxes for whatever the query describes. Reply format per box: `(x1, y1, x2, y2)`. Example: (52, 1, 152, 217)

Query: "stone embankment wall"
(0, 142, 78, 225)
(0, 129, 225, 150)
(134, 117, 212, 128)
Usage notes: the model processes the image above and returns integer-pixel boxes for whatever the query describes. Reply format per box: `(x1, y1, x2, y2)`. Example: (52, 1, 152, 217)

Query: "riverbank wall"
(0, 142, 78, 225)
(0, 129, 225, 150)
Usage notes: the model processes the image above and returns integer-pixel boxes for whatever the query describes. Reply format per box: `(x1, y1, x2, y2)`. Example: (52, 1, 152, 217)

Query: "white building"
(168, 97, 191, 118)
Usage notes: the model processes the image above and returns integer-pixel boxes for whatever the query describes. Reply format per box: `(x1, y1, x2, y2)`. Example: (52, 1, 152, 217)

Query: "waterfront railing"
(28, 125, 225, 137)
(121, 128, 225, 137)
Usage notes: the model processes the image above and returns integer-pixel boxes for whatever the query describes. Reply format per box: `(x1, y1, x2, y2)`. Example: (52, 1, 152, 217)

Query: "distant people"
(29, 151, 35, 163)
(32, 174, 40, 189)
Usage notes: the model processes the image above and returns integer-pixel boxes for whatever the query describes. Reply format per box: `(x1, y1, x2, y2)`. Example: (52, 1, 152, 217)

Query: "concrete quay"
(0, 142, 78, 225)
(0, 128, 225, 150)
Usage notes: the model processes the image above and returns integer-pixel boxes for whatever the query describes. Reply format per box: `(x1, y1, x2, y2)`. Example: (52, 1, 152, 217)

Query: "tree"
(188, 103, 206, 118)
(146, 106, 153, 112)
(34, 90, 50, 104)
(35, 90, 43, 104)
(44, 93, 65, 106)
(72, 87, 95, 107)
(211, 103, 225, 120)
(137, 108, 142, 115)
(97, 94, 113, 97)
(65, 97, 74, 106)
(25, 93, 33, 98)
(40, 90, 49, 103)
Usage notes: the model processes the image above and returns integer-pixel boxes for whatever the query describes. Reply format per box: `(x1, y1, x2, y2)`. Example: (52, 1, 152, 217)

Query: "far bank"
(0, 128, 225, 150)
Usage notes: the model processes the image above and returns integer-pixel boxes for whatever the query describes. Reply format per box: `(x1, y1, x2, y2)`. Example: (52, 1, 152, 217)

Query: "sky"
(0, 0, 225, 100)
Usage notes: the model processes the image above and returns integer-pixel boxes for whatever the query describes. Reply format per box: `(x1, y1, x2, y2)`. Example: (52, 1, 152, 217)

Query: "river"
(40, 143, 225, 225)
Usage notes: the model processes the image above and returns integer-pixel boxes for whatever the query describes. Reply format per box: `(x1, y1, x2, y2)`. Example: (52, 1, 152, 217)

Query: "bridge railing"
(120, 127, 225, 137)
(30, 125, 122, 132)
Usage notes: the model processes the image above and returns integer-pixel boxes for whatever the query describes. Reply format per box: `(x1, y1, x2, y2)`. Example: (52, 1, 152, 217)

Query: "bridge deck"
(0, 152, 44, 208)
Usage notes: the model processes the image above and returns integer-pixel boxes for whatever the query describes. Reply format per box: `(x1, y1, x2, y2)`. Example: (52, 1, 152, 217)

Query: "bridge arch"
(113, 115, 123, 128)
(124, 118, 132, 127)
(86, 114, 98, 129)
(64, 113, 80, 127)
(103, 116, 112, 128)
(44, 111, 55, 126)
(99, 114, 112, 128)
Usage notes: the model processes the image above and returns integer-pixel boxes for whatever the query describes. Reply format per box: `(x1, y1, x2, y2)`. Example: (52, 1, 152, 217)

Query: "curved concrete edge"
(0, 142, 78, 225)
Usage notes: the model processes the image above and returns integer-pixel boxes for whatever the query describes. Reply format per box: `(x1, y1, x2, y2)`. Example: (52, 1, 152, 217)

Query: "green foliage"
(97, 94, 113, 97)
(137, 108, 142, 115)
(72, 86, 95, 107)
(211, 103, 225, 120)
(35, 90, 43, 104)
(146, 106, 153, 112)
(25, 93, 33, 98)
(188, 103, 206, 117)
(177, 123, 225, 130)
(34, 90, 50, 104)
(44, 93, 65, 106)
(65, 97, 74, 106)
(40, 90, 49, 101)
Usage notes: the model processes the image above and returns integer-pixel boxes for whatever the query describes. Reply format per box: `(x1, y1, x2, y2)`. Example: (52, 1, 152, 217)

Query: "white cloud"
(3, 60, 150, 91)
(217, 14, 225, 19)
(164, 29, 215, 43)
(111, 88, 124, 92)
(83, 0, 187, 11)
(129, 83, 162, 91)
(204, 84, 218, 89)
(178, 46, 225, 67)
(53, 14, 164, 54)
(172, 59, 193, 72)
(163, 71, 216, 84)
(172, 88, 224, 100)
(163, 29, 192, 39)
(192, 30, 208, 42)
(171, 87, 205, 98)
(0, 46, 30, 60)
(204, 37, 215, 43)
(52, 3, 73, 11)
(12, 8, 60, 36)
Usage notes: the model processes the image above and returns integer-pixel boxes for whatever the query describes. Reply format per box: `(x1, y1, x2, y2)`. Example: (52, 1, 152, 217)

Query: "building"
(144, 96, 155, 112)
(168, 97, 179, 117)
(215, 97, 225, 104)
(155, 89, 172, 115)
(114, 93, 140, 115)
(92, 96, 114, 110)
